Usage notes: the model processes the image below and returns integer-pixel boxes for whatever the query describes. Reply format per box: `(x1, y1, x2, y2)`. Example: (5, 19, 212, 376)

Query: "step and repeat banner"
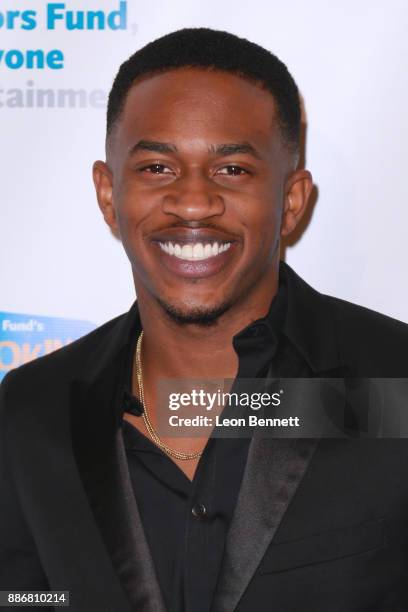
(1, 1, 408, 379)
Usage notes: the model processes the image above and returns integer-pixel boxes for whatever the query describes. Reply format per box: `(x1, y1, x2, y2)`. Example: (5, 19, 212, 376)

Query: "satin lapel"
(70, 306, 166, 612)
(212, 263, 346, 611)
(211, 433, 318, 612)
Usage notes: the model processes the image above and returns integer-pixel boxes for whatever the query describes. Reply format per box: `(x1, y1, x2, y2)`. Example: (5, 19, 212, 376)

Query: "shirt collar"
(231, 274, 287, 379)
(232, 277, 287, 348)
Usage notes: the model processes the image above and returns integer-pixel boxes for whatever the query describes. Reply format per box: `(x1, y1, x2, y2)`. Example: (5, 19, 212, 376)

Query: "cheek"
(235, 186, 282, 245)
(257, 183, 284, 234)
(113, 179, 152, 241)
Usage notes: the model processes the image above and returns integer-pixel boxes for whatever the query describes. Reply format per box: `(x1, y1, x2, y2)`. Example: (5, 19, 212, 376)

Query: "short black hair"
(106, 28, 301, 154)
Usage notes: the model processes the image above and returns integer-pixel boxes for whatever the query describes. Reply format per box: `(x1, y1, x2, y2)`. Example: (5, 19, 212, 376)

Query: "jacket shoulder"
(325, 293, 408, 374)
(327, 293, 408, 336)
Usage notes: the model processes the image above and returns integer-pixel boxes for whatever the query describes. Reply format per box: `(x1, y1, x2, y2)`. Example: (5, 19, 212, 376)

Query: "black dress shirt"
(121, 279, 288, 612)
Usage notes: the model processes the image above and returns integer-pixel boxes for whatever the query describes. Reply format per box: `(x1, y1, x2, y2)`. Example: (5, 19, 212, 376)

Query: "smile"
(158, 241, 232, 261)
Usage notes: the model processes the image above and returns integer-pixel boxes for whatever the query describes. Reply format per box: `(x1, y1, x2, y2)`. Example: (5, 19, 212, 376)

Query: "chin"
(155, 294, 233, 328)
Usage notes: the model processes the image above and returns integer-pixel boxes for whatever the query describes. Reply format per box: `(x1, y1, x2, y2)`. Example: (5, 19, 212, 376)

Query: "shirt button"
(191, 502, 207, 520)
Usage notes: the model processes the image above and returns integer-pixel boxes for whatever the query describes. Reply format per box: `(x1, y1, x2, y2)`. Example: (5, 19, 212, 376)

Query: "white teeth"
(193, 243, 204, 258)
(181, 244, 193, 259)
(158, 241, 232, 261)
(204, 243, 213, 258)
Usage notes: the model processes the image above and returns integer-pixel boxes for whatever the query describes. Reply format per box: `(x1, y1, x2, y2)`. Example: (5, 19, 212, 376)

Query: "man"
(1, 27, 408, 612)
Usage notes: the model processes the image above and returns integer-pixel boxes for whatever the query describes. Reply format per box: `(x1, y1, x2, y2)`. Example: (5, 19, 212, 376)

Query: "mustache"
(148, 222, 241, 244)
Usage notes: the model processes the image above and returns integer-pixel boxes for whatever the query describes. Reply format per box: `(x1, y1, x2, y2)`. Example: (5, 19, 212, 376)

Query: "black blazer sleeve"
(0, 372, 50, 592)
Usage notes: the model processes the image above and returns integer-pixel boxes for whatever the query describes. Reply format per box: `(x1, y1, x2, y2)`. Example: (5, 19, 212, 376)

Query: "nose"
(161, 173, 225, 221)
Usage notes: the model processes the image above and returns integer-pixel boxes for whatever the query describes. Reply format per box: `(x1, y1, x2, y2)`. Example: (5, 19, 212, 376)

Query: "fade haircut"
(106, 28, 301, 156)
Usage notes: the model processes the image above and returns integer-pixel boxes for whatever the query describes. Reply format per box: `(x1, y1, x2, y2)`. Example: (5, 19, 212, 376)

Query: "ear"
(281, 169, 313, 237)
(92, 160, 121, 239)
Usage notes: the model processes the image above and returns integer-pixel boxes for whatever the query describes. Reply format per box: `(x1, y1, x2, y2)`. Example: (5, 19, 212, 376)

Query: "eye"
(140, 163, 174, 175)
(216, 165, 248, 176)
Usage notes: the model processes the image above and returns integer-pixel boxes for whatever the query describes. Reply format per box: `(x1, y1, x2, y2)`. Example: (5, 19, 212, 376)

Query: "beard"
(155, 294, 234, 327)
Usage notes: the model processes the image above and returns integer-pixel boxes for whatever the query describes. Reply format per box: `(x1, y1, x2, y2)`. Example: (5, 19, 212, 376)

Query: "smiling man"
(1, 28, 408, 612)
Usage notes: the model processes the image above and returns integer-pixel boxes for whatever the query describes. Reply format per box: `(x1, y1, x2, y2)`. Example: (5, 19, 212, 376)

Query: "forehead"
(114, 67, 281, 155)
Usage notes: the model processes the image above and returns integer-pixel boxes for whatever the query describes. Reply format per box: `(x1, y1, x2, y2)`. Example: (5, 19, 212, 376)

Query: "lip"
(153, 242, 238, 278)
(148, 227, 240, 279)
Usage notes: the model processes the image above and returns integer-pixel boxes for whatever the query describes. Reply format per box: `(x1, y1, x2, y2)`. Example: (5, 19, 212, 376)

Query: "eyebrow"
(128, 140, 177, 155)
(209, 142, 261, 159)
(128, 140, 262, 159)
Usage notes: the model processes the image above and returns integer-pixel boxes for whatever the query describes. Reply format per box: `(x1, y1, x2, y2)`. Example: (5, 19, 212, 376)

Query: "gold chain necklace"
(135, 330, 203, 461)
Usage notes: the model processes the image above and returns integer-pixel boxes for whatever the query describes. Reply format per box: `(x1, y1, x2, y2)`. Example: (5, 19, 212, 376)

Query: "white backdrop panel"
(2, 0, 407, 326)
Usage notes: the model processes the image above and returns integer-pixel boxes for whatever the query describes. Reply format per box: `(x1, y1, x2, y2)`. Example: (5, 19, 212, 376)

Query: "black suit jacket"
(1, 262, 408, 611)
